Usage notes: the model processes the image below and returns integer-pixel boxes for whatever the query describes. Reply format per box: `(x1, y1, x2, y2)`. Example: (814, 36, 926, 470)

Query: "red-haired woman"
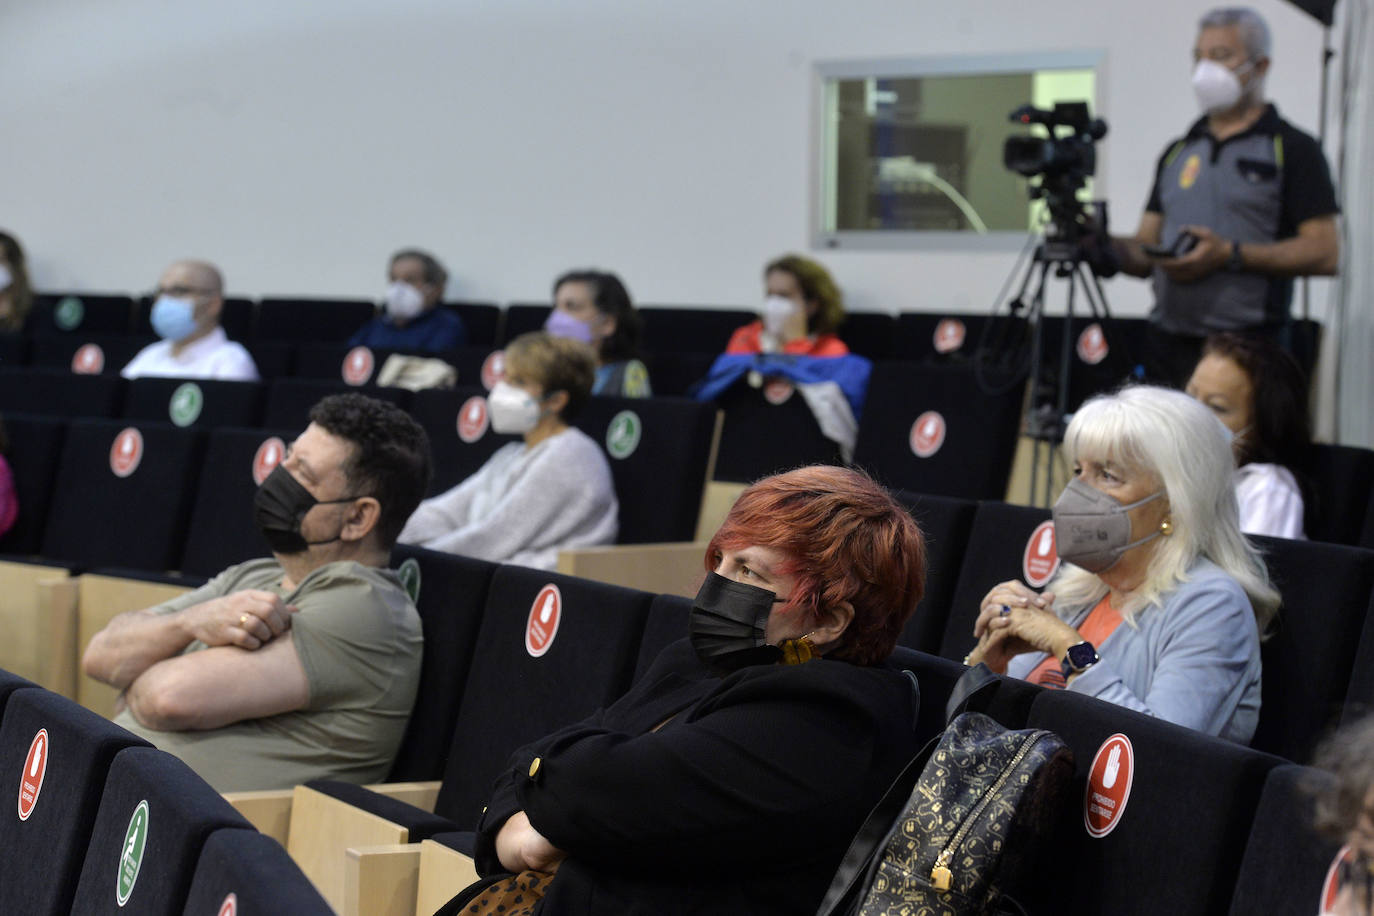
(447, 466, 927, 916)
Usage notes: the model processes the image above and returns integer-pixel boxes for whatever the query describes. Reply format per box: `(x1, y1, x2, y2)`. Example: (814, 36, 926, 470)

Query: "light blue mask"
(150, 295, 199, 342)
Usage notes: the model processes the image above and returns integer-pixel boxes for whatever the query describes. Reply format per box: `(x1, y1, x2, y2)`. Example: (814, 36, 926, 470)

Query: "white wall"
(1, 0, 1335, 319)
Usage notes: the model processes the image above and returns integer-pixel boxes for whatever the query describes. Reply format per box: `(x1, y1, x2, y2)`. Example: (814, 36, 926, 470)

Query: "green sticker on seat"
(606, 410, 641, 460)
(116, 799, 149, 907)
(168, 382, 204, 427)
(55, 296, 85, 331)
(398, 557, 422, 603)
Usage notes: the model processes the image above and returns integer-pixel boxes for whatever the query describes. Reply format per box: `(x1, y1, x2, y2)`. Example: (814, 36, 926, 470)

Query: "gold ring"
(239, 614, 250, 627)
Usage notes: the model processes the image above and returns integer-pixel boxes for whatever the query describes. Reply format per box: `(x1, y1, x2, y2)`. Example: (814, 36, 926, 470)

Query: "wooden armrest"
(344, 843, 423, 916)
(222, 788, 294, 845)
(0, 562, 73, 692)
(287, 784, 416, 912)
(416, 840, 480, 916)
(557, 541, 709, 597)
(362, 780, 442, 812)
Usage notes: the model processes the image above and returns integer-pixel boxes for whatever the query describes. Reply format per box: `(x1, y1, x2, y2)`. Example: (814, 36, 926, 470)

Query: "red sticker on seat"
(71, 343, 105, 375)
(252, 437, 286, 486)
(342, 347, 375, 386)
(909, 411, 946, 458)
(525, 585, 562, 658)
(1084, 733, 1134, 838)
(110, 428, 144, 478)
(17, 729, 48, 821)
(480, 350, 506, 391)
(763, 379, 794, 405)
(1321, 844, 1354, 913)
(218, 892, 237, 916)
(1077, 323, 1108, 365)
(1022, 520, 1059, 588)
(933, 319, 966, 354)
(457, 396, 489, 443)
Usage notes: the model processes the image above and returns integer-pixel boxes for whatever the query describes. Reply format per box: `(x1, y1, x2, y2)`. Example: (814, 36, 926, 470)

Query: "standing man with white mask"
(1111, 6, 1340, 387)
(122, 259, 259, 380)
(348, 248, 467, 352)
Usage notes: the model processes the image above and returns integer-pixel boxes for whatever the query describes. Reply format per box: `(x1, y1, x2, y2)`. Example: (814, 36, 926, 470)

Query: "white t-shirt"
(121, 326, 260, 381)
(1235, 462, 1305, 540)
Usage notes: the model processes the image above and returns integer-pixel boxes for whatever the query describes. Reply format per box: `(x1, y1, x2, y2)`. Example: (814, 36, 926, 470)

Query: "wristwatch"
(1061, 641, 1100, 679)
(1226, 241, 1244, 272)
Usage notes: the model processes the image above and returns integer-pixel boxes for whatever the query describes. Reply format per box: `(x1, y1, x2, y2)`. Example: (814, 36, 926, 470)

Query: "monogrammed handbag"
(817, 709, 1073, 916)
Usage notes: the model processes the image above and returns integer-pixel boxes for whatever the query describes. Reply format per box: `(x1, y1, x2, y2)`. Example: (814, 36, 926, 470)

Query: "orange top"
(1027, 594, 1124, 688)
(725, 321, 850, 357)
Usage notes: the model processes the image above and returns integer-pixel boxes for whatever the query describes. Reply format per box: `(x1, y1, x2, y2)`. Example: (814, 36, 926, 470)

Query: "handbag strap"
(814, 729, 943, 916)
(945, 662, 999, 724)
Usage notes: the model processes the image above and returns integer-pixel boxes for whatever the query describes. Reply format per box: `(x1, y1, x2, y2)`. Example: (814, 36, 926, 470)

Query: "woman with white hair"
(965, 385, 1279, 743)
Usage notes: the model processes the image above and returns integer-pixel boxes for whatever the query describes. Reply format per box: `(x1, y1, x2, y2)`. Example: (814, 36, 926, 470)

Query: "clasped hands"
(964, 580, 1081, 674)
(182, 590, 297, 651)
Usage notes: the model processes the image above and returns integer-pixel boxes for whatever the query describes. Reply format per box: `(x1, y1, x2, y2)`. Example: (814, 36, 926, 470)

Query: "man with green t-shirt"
(82, 394, 432, 792)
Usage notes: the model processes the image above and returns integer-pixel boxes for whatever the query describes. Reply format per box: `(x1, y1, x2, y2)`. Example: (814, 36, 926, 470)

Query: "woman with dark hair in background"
(1186, 331, 1312, 538)
(726, 254, 848, 356)
(0, 232, 34, 334)
(544, 269, 651, 397)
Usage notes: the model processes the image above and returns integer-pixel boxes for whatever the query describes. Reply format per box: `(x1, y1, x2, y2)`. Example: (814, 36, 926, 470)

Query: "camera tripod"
(975, 232, 1129, 507)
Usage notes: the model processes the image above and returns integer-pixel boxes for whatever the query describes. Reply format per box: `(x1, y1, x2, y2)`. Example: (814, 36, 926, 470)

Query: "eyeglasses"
(152, 285, 215, 299)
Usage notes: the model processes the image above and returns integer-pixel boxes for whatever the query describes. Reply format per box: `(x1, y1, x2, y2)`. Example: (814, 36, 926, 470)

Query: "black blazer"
(473, 639, 921, 914)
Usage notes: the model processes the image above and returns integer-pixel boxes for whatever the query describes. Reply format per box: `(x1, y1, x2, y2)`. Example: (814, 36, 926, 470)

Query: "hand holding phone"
(1143, 231, 1198, 259)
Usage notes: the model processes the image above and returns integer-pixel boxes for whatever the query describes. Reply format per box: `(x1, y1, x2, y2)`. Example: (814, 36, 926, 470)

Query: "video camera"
(1003, 101, 1114, 272)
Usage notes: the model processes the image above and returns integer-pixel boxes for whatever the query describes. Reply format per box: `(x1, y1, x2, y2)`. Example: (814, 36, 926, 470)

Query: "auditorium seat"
(134, 296, 254, 342)
(31, 334, 155, 375)
(1305, 442, 1374, 546)
(28, 293, 136, 336)
(245, 340, 293, 379)
(178, 426, 297, 578)
(254, 297, 376, 343)
(0, 413, 67, 555)
(632, 594, 692, 684)
(442, 301, 501, 346)
(70, 746, 254, 916)
(711, 381, 843, 483)
(838, 311, 897, 359)
(938, 501, 1053, 662)
(572, 394, 719, 543)
(385, 544, 496, 782)
(888, 648, 1042, 746)
(1248, 536, 1374, 761)
(0, 332, 30, 365)
(0, 669, 35, 724)
(894, 312, 1021, 364)
(1342, 590, 1374, 726)
(891, 491, 977, 653)
(1037, 315, 1146, 411)
(292, 341, 461, 385)
(643, 350, 716, 396)
(41, 419, 203, 571)
(499, 303, 548, 343)
(262, 378, 411, 428)
(1025, 688, 1284, 915)
(1227, 764, 1343, 916)
(0, 367, 124, 417)
(181, 828, 333, 915)
(638, 306, 757, 354)
(0, 688, 150, 916)
(853, 362, 1023, 500)
(122, 377, 265, 429)
(408, 386, 520, 495)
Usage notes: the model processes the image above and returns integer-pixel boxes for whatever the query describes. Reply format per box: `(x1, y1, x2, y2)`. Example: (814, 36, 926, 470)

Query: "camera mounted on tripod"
(1003, 102, 1112, 269)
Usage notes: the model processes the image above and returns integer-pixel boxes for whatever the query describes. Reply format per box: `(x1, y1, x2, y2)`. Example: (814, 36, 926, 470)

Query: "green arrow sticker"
(605, 410, 641, 460)
(55, 296, 85, 331)
(168, 382, 204, 427)
(397, 557, 422, 603)
(116, 799, 149, 907)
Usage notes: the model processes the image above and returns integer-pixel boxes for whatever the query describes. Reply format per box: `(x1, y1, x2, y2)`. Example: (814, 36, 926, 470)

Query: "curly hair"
(309, 393, 432, 548)
(765, 255, 845, 336)
(1310, 714, 1374, 840)
(705, 466, 926, 666)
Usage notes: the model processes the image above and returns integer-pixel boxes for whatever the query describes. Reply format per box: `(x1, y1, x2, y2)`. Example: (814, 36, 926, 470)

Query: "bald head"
(156, 259, 225, 339)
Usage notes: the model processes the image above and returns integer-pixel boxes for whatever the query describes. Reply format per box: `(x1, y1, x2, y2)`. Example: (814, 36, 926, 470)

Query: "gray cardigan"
(1007, 559, 1263, 744)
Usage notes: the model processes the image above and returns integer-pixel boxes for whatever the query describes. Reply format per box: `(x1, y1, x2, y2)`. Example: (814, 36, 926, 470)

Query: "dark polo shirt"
(1145, 104, 1338, 336)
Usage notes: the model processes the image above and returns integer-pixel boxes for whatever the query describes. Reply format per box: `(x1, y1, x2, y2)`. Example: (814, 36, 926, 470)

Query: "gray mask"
(1052, 477, 1164, 573)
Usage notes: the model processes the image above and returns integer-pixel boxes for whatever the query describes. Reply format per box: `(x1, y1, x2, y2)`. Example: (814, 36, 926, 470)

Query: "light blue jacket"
(1008, 559, 1263, 744)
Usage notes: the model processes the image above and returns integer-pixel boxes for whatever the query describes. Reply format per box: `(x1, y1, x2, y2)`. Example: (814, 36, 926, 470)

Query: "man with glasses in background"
(122, 258, 259, 380)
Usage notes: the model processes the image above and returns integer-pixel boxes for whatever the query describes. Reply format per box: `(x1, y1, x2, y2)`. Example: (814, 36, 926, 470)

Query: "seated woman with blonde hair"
(967, 385, 1279, 743)
(397, 332, 617, 570)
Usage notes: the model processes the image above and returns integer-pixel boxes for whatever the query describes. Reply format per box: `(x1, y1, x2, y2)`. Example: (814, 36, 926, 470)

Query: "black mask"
(252, 464, 362, 555)
(690, 572, 785, 674)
